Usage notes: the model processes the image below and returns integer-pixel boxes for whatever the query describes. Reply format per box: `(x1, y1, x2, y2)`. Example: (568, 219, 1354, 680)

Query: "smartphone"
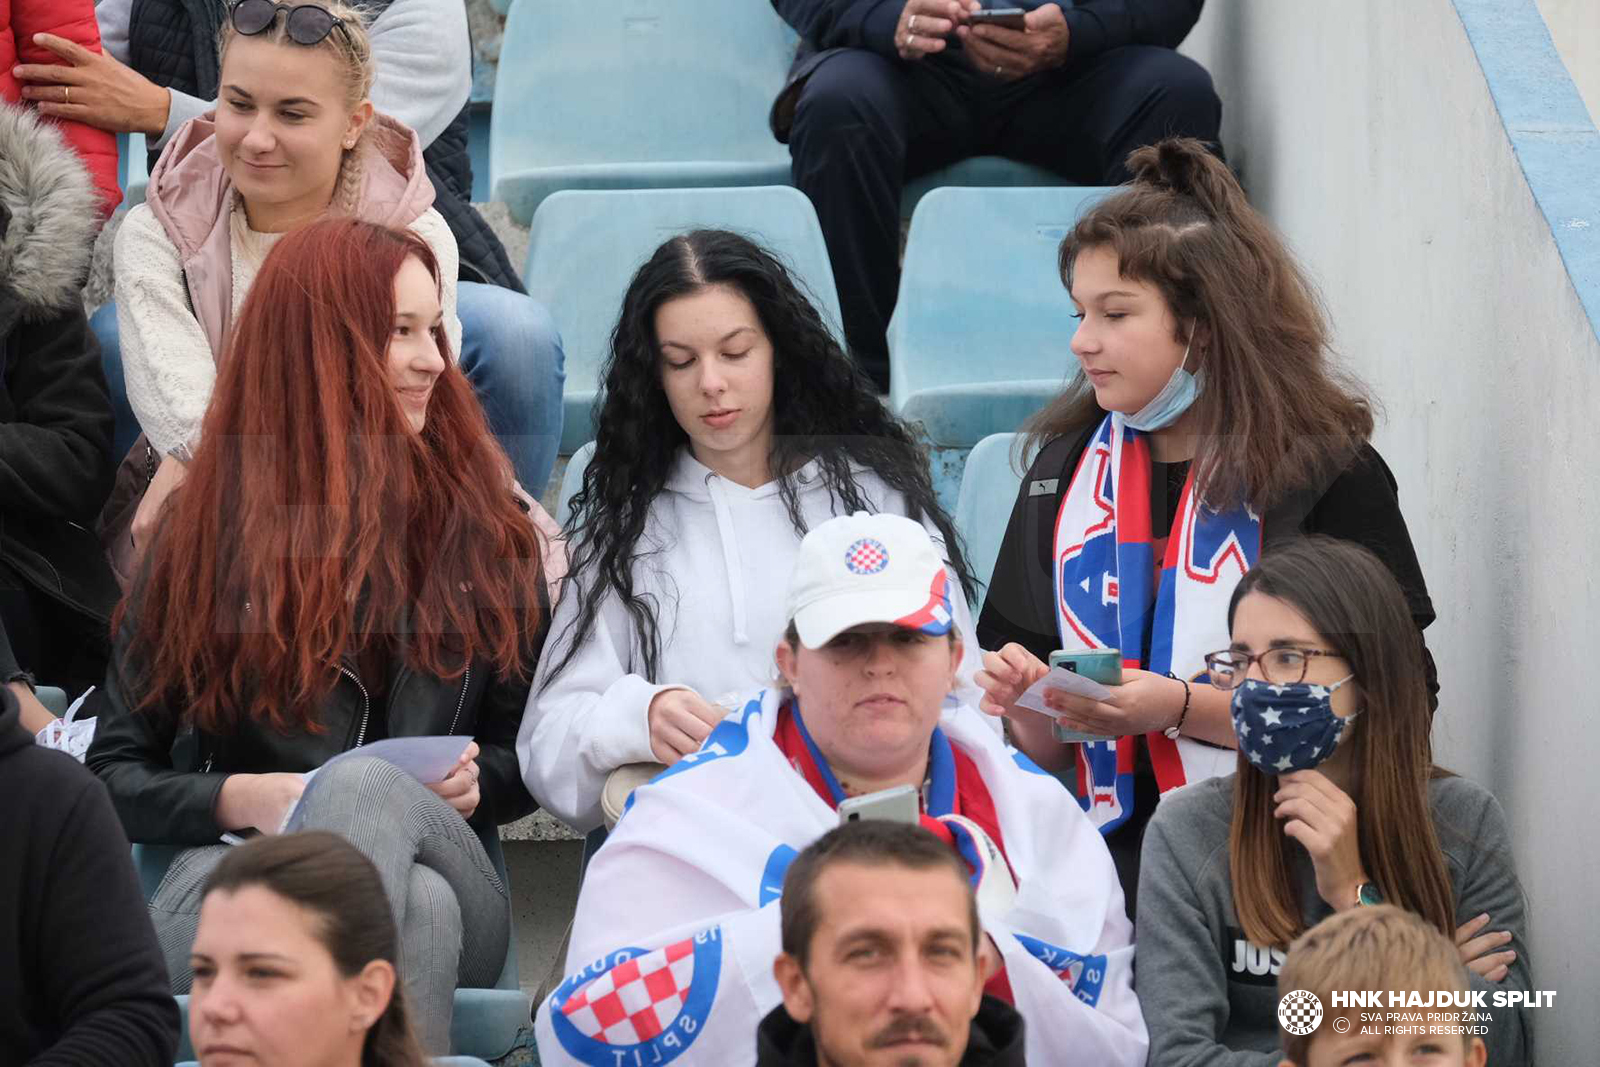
(1048, 648, 1122, 744)
(968, 8, 1026, 30)
(838, 784, 920, 825)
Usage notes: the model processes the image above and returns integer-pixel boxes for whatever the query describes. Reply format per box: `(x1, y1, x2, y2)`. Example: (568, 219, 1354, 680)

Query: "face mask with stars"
(1230, 677, 1358, 774)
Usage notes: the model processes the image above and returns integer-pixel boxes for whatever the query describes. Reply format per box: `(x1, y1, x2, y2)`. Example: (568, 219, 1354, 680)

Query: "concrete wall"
(1181, 2, 1600, 1060)
(1539, 0, 1600, 125)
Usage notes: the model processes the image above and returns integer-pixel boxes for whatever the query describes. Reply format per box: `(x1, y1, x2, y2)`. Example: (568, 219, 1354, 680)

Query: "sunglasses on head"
(230, 0, 348, 46)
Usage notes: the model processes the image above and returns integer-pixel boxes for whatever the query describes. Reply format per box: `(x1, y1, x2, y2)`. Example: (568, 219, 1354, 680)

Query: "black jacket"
(768, 0, 1206, 140)
(0, 686, 181, 1065)
(86, 604, 545, 845)
(976, 426, 1440, 704)
(756, 997, 1026, 1065)
(127, 0, 525, 291)
(0, 103, 122, 682)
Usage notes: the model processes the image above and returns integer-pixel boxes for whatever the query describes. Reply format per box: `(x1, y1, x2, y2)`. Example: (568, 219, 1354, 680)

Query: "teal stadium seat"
(489, 0, 798, 225)
(117, 131, 150, 207)
(901, 156, 1070, 215)
(35, 686, 69, 717)
(953, 433, 1037, 597)
(887, 186, 1111, 507)
(523, 186, 843, 455)
(135, 829, 527, 1062)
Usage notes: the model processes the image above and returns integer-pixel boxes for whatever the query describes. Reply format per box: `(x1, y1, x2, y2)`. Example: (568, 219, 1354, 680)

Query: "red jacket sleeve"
(12, 0, 123, 217)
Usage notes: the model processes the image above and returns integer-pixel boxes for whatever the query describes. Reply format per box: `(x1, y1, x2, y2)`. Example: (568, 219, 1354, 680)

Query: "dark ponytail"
(1028, 137, 1372, 512)
(203, 832, 429, 1067)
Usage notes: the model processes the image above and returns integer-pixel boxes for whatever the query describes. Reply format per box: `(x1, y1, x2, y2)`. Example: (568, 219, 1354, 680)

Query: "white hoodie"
(517, 448, 984, 830)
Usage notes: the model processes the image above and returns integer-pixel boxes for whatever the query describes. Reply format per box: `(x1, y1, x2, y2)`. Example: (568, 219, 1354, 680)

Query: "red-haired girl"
(88, 217, 547, 1054)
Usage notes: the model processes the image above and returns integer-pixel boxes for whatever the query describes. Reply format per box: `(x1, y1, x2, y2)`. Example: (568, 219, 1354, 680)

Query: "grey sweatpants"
(149, 757, 509, 1053)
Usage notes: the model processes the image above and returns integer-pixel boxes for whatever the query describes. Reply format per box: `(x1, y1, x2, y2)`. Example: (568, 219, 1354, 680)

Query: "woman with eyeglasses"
(1134, 536, 1530, 1066)
(972, 137, 1436, 911)
(99, 0, 562, 586)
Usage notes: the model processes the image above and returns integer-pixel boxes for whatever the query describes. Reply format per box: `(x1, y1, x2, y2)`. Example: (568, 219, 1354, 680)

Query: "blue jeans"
(90, 283, 566, 496)
(456, 281, 565, 497)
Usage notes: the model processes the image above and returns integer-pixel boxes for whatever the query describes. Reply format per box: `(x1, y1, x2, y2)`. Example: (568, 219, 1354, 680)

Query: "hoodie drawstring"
(705, 473, 750, 645)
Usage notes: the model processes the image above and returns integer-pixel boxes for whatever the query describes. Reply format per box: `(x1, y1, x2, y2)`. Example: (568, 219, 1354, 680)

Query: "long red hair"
(120, 218, 544, 733)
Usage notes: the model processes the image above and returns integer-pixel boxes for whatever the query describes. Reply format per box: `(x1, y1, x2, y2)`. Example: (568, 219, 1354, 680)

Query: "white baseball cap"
(785, 511, 955, 649)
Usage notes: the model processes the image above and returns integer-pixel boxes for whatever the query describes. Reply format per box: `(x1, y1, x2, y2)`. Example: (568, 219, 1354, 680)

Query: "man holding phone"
(769, 0, 1218, 392)
(535, 513, 1145, 1067)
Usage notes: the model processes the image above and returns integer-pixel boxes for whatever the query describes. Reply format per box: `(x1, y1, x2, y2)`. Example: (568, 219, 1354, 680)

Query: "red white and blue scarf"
(1053, 413, 1260, 833)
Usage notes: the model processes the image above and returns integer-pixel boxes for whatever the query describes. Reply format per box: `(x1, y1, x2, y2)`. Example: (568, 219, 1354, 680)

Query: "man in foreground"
(760, 819, 1024, 1065)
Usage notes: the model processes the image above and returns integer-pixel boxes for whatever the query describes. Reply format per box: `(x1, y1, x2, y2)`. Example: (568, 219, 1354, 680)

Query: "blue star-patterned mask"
(1230, 676, 1358, 774)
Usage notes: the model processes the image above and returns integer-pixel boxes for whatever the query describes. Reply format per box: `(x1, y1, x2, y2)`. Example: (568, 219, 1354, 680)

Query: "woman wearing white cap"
(534, 511, 1146, 1067)
(518, 230, 983, 831)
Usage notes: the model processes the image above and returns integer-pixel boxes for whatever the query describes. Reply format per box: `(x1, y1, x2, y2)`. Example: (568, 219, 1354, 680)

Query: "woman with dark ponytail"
(518, 229, 982, 831)
(973, 137, 1437, 910)
(187, 832, 429, 1067)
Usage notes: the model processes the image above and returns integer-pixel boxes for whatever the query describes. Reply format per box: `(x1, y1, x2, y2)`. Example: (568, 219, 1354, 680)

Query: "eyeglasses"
(1202, 647, 1345, 690)
(230, 1, 348, 46)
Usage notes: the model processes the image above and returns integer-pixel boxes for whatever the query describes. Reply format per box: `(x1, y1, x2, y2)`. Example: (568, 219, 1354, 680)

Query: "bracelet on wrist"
(1162, 672, 1191, 739)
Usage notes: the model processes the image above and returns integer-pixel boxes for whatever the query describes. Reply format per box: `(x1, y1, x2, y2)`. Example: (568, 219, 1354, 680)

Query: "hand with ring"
(427, 741, 483, 819)
(959, 1, 1072, 81)
(895, 0, 978, 62)
(15, 32, 174, 136)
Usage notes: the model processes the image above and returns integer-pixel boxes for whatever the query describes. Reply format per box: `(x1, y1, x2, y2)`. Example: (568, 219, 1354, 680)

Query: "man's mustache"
(868, 1014, 949, 1048)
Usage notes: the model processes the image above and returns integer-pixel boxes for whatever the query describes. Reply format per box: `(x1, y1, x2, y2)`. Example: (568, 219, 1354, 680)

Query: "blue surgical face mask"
(1231, 676, 1359, 774)
(1123, 336, 1202, 432)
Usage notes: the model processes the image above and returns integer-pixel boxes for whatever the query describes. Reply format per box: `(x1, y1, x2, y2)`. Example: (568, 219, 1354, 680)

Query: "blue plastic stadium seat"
(523, 186, 842, 455)
(135, 828, 527, 1062)
(888, 186, 1115, 447)
(901, 155, 1070, 215)
(35, 686, 69, 717)
(490, 0, 798, 225)
(954, 433, 1040, 598)
(118, 131, 150, 207)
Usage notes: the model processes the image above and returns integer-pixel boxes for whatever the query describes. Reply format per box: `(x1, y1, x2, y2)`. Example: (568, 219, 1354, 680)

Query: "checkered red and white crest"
(844, 537, 889, 574)
(560, 939, 696, 1044)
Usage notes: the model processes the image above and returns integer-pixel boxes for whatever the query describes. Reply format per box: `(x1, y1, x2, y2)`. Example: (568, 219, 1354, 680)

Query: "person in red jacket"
(0, 0, 121, 217)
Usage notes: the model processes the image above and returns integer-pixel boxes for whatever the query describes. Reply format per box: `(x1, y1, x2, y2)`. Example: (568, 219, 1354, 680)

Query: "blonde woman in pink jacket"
(104, 0, 564, 594)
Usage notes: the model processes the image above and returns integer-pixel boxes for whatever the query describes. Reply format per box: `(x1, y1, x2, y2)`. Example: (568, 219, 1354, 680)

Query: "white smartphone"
(838, 784, 920, 825)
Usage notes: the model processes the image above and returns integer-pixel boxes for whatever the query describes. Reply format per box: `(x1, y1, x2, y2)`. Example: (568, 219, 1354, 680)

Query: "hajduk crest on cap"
(844, 537, 889, 575)
(787, 512, 955, 648)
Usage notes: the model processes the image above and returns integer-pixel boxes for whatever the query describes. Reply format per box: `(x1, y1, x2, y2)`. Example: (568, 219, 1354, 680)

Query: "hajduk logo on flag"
(549, 930, 723, 1065)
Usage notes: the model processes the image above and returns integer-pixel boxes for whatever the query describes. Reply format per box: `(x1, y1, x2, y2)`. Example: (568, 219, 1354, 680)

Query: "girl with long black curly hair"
(516, 229, 981, 830)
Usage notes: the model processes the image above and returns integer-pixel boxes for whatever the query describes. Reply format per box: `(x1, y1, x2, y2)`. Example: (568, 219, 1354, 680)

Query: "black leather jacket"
(87, 615, 543, 846)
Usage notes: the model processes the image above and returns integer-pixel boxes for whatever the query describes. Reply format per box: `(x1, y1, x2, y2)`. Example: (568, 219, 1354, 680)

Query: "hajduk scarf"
(1053, 412, 1260, 833)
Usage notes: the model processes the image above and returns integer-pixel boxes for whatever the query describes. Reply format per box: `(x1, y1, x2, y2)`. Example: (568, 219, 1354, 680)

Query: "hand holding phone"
(967, 7, 1026, 30)
(1048, 649, 1122, 743)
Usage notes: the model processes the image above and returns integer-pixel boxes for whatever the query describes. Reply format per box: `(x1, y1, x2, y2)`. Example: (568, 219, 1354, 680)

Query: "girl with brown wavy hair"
(1135, 537, 1529, 1065)
(972, 137, 1436, 911)
(190, 831, 429, 1067)
(88, 217, 546, 1053)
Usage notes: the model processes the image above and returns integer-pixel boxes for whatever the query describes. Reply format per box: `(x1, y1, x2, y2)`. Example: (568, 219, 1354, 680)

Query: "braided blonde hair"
(218, 1, 378, 216)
